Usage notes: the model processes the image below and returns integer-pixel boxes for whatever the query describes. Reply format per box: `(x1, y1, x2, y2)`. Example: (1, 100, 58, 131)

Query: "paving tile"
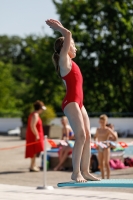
(0, 184, 133, 200)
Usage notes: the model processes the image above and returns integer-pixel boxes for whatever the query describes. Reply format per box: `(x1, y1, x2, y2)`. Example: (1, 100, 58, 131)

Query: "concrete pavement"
(0, 184, 133, 200)
(0, 136, 133, 199)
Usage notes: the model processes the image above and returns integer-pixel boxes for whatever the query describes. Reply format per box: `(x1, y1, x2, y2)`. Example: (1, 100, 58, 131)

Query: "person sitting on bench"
(54, 116, 75, 171)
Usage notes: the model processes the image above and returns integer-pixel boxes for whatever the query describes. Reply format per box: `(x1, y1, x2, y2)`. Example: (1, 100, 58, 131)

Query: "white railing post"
(43, 135, 47, 187)
(37, 135, 54, 190)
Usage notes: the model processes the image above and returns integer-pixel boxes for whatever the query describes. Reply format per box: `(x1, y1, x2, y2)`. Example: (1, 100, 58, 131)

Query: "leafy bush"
(40, 105, 56, 125)
(21, 104, 56, 126)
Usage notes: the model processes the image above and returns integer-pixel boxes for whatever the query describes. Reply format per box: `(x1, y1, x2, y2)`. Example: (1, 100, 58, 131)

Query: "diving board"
(57, 179, 133, 188)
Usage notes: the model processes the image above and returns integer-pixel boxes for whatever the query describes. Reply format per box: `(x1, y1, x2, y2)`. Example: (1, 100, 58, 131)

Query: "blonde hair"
(61, 116, 68, 121)
(52, 37, 64, 77)
(99, 114, 108, 122)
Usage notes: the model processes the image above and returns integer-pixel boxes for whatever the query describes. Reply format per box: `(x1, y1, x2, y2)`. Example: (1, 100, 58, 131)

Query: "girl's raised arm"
(45, 19, 71, 58)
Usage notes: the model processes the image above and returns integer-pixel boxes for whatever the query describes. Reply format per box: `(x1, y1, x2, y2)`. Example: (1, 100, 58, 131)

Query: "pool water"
(124, 145, 133, 157)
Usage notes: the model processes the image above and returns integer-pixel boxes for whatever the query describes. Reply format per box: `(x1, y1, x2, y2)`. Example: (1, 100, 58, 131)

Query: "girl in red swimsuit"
(46, 19, 100, 182)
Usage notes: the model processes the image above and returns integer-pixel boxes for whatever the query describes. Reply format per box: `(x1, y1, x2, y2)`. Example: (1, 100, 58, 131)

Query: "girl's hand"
(36, 134, 40, 140)
(45, 19, 63, 31)
(51, 19, 63, 27)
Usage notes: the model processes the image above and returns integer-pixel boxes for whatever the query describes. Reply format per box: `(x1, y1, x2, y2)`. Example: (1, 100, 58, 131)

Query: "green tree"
(0, 61, 23, 116)
(16, 35, 65, 111)
(53, 0, 133, 113)
(0, 35, 22, 64)
(0, 35, 33, 116)
(0, 35, 65, 114)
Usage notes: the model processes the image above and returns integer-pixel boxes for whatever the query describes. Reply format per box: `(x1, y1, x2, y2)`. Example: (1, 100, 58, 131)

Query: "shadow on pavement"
(0, 171, 26, 175)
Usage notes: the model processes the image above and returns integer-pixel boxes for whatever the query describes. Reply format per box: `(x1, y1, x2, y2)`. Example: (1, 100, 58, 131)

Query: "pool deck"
(0, 136, 133, 200)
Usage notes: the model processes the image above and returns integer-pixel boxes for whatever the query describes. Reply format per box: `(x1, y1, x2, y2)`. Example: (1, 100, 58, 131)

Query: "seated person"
(54, 145, 73, 171)
(61, 116, 74, 141)
(54, 116, 75, 171)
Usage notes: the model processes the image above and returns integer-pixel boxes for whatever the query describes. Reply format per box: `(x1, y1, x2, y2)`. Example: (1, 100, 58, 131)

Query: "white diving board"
(57, 179, 133, 188)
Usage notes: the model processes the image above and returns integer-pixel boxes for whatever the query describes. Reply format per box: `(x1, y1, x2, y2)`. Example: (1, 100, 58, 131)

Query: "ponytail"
(52, 51, 61, 77)
(52, 37, 64, 77)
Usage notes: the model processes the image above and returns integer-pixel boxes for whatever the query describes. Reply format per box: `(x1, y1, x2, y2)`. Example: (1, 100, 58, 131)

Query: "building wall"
(51, 117, 133, 135)
(0, 118, 22, 132)
(0, 117, 133, 135)
(90, 118, 133, 135)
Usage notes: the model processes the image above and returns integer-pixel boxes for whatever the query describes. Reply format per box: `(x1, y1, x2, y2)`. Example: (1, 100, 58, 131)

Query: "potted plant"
(40, 105, 56, 137)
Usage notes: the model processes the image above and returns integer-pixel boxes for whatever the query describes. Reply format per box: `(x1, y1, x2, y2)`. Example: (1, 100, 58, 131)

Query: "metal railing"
(56, 112, 133, 117)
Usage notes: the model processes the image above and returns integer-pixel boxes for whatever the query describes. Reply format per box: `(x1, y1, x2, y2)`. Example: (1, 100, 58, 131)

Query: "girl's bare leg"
(58, 146, 66, 162)
(64, 102, 87, 182)
(80, 106, 100, 180)
(54, 146, 71, 171)
(53, 147, 64, 171)
(104, 148, 110, 179)
(30, 154, 36, 169)
(98, 151, 104, 179)
(30, 154, 40, 172)
(58, 149, 63, 162)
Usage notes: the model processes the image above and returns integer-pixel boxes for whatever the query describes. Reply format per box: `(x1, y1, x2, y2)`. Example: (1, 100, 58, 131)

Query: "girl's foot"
(82, 171, 101, 181)
(53, 166, 58, 171)
(53, 165, 60, 171)
(54, 165, 65, 171)
(71, 172, 87, 182)
(29, 166, 40, 172)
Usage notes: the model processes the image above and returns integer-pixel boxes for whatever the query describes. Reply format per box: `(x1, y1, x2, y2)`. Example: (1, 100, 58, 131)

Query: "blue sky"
(0, 0, 59, 37)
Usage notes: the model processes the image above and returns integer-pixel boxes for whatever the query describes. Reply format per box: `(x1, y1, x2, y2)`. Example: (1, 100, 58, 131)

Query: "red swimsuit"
(61, 60, 83, 111)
